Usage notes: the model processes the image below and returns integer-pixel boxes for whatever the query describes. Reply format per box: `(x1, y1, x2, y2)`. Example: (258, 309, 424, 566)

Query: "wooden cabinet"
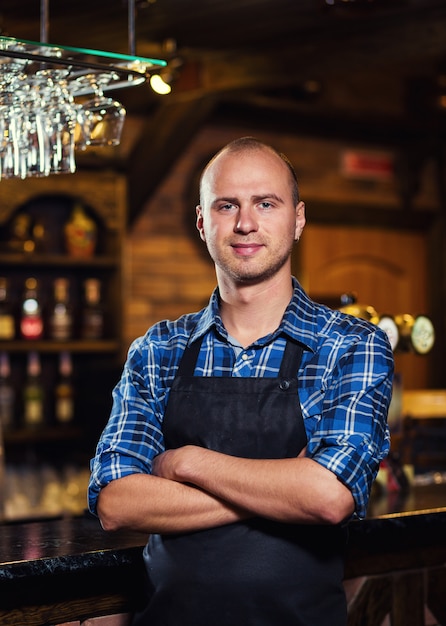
(0, 172, 126, 516)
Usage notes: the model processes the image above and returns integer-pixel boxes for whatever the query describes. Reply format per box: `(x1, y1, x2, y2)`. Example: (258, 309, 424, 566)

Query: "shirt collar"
(190, 277, 320, 353)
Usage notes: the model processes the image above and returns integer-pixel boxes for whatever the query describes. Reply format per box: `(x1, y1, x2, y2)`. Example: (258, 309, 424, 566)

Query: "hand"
(152, 446, 194, 481)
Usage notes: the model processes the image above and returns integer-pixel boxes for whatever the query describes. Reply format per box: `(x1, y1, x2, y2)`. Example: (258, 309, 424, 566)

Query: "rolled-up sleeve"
(305, 325, 393, 519)
(88, 338, 165, 515)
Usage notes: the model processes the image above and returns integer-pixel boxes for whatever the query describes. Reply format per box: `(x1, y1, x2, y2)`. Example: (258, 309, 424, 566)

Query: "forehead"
(204, 148, 290, 194)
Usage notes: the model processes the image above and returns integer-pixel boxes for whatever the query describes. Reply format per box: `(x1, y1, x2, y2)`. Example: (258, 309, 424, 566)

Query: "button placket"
(233, 350, 253, 376)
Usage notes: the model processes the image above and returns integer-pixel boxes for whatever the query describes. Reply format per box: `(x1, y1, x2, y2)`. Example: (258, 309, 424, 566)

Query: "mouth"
(231, 242, 263, 256)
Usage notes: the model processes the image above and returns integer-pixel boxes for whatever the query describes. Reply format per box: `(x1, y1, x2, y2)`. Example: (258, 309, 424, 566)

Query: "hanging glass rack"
(0, 35, 166, 95)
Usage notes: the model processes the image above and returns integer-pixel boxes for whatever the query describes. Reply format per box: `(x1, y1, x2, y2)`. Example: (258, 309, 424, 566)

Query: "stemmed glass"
(0, 92, 20, 180)
(0, 44, 129, 180)
(34, 68, 78, 174)
(14, 78, 50, 179)
(75, 72, 126, 147)
(0, 42, 29, 180)
(0, 47, 79, 178)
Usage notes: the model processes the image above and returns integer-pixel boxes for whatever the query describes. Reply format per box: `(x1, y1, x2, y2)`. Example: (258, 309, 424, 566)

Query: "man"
(89, 137, 393, 626)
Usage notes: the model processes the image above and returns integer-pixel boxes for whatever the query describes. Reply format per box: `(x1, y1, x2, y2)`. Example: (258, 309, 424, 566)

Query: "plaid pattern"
(89, 278, 393, 518)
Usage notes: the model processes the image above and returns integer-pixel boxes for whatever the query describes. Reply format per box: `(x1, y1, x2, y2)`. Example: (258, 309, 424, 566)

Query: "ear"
(196, 205, 206, 242)
(294, 201, 306, 241)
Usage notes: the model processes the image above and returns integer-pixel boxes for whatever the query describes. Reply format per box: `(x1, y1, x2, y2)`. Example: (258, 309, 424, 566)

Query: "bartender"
(89, 137, 393, 626)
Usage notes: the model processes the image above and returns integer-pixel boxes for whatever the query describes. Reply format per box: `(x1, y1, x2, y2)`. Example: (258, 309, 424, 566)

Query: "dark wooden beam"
(126, 95, 217, 225)
(164, 6, 446, 97)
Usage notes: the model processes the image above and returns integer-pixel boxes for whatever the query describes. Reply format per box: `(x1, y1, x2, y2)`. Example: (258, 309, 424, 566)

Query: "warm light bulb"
(150, 73, 172, 95)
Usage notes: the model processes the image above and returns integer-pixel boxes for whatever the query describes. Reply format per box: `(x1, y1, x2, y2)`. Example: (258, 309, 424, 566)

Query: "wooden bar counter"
(1, 484, 445, 626)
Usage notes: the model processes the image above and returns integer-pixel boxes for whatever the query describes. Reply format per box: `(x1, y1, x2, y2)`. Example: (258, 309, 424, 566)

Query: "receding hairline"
(199, 137, 300, 206)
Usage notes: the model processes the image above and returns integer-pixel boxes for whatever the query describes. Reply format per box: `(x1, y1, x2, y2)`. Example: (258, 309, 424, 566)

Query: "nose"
(235, 206, 258, 234)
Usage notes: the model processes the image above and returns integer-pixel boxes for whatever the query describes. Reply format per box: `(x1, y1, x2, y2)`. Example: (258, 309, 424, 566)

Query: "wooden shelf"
(0, 340, 120, 353)
(0, 252, 119, 268)
(4, 424, 83, 445)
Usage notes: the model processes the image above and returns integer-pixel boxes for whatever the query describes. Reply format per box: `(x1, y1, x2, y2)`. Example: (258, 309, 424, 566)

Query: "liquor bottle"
(0, 277, 16, 340)
(23, 351, 45, 428)
(54, 351, 74, 424)
(20, 278, 44, 340)
(8, 213, 35, 254)
(64, 204, 97, 259)
(48, 278, 73, 341)
(80, 278, 104, 339)
(0, 352, 15, 431)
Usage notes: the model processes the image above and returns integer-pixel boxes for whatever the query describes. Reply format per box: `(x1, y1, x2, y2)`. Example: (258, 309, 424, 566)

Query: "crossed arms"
(97, 445, 355, 534)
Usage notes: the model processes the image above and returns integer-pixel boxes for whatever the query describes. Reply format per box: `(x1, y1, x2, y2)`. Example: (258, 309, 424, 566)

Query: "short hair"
(199, 137, 300, 206)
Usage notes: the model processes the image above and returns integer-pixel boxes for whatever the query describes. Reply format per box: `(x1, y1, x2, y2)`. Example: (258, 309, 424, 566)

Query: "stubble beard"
(210, 236, 296, 285)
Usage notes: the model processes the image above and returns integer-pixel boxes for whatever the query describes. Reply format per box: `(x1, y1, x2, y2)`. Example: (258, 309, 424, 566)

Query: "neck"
(217, 272, 294, 348)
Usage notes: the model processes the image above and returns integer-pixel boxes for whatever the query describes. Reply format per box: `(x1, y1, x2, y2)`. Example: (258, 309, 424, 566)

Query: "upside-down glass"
(0, 36, 165, 179)
(0, 44, 29, 180)
(35, 69, 77, 175)
(76, 73, 126, 147)
(0, 45, 78, 179)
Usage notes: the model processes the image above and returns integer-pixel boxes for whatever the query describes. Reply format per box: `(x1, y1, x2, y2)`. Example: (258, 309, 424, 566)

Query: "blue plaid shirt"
(89, 278, 393, 519)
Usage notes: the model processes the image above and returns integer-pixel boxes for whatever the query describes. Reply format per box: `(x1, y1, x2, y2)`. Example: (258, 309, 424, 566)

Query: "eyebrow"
(212, 193, 285, 206)
(211, 196, 239, 206)
(252, 193, 285, 204)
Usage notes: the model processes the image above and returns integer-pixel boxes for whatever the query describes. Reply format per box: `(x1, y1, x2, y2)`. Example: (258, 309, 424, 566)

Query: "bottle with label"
(0, 278, 16, 340)
(20, 278, 44, 340)
(55, 351, 74, 424)
(48, 278, 73, 341)
(64, 204, 97, 258)
(81, 278, 104, 339)
(0, 352, 15, 431)
(23, 351, 45, 428)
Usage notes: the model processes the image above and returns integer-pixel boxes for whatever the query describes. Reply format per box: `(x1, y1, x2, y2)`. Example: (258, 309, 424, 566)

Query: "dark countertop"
(367, 481, 446, 518)
(0, 513, 146, 582)
(0, 513, 149, 621)
(0, 484, 445, 587)
(346, 484, 446, 578)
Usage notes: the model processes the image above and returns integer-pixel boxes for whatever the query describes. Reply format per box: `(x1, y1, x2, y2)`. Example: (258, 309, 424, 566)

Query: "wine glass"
(76, 72, 126, 147)
(35, 69, 77, 174)
(0, 43, 29, 179)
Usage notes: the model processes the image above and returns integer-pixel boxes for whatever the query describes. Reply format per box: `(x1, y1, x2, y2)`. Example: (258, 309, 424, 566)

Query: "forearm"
(155, 447, 355, 525)
(97, 472, 250, 534)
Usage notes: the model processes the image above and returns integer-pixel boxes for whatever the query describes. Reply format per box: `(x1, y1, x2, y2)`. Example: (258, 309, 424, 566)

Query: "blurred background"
(1, 0, 446, 519)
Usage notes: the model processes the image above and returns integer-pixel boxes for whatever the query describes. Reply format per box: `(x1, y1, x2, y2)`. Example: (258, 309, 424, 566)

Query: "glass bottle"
(54, 351, 74, 424)
(48, 278, 73, 341)
(23, 351, 44, 428)
(81, 278, 104, 339)
(0, 278, 16, 340)
(0, 352, 15, 431)
(32, 219, 47, 253)
(64, 204, 97, 258)
(20, 277, 44, 340)
(8, 213, 35, 254)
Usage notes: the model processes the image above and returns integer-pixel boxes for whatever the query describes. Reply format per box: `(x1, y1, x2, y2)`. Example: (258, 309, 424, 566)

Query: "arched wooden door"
(294, 224, 430, 389)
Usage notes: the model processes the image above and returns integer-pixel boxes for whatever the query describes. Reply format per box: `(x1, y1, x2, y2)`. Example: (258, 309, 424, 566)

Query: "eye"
(218, 202, 236, 212)
(259, 201, 273, 209)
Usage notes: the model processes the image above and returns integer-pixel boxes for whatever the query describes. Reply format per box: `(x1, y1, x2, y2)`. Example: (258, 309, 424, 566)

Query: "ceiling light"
(150, 73, 172, 95)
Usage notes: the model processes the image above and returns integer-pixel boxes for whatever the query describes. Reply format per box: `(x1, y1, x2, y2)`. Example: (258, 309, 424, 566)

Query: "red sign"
(341, 150, 395, 181)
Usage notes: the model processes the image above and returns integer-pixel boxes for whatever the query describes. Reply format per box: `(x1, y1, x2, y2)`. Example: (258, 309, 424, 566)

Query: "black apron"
(133, 337, 348, 626)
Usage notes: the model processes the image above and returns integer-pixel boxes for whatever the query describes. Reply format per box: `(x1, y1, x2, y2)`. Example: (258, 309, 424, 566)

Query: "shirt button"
(280, 379, 291, 390)
(241, 353, 249, 361)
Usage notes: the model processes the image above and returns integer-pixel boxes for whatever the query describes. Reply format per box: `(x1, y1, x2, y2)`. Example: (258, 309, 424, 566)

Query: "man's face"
(196, 148, 305, 286)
